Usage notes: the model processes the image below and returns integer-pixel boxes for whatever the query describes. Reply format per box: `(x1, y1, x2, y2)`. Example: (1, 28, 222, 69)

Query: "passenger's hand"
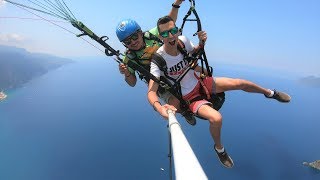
(197, 31, 207, 46)
(119, 63, 130, 76)
(159, 104, 177, 119)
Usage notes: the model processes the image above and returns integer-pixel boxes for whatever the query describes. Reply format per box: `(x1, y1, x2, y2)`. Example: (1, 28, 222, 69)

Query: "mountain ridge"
(0, 45, 73, 90)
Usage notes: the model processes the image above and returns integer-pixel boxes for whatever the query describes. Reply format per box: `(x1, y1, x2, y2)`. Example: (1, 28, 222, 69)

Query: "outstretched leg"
(215, 77, 270, 95)
(214, 77, 291, 102)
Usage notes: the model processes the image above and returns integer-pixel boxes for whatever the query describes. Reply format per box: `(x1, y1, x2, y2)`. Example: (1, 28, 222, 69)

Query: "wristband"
(152, 101, 161, 111)
(172, 3, 180, 8)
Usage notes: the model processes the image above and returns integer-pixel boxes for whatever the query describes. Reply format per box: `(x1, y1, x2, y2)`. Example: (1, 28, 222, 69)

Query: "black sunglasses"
(159, 26, 179, 38)
(122, 31, 140, 45)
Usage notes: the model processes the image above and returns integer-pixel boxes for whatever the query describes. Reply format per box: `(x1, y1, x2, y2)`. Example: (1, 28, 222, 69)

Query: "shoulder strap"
(151, 53, 167, 72)
(151, 39, 189, 71)
(177, 39, 191, 63)
(177, 39, 185, 52)
(151, 53, 178, 84)
(125, 49, 137, 60)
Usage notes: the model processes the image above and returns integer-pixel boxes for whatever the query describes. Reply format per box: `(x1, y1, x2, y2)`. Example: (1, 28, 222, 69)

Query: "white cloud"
(0, 0, 7, 8)
(0, 33, 26, 42)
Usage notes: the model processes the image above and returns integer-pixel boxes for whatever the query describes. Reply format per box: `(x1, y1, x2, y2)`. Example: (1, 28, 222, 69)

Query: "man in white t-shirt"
(147, 15, 291, 168)
(115, 0, 197, 126)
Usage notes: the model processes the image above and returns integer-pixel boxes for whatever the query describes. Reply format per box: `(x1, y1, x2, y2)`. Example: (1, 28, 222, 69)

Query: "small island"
(303, 160, 320, 171)
(0, 91, 7, 101)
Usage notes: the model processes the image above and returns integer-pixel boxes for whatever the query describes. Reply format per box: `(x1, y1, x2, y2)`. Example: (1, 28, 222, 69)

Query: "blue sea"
(0, 58, 319, 180)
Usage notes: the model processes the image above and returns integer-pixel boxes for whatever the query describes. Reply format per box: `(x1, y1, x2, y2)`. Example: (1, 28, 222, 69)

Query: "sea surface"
(0, 58, 319, 180)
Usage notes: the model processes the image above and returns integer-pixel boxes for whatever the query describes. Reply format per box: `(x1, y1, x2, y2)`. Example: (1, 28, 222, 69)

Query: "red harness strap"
(194, 72, 211, 100)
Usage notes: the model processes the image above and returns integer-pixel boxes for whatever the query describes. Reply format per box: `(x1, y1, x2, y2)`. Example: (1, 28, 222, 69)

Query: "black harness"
(152, 43, 225, 114)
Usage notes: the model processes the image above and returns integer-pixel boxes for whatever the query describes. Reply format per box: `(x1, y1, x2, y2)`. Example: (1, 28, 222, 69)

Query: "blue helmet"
(116, 19, 141, 42)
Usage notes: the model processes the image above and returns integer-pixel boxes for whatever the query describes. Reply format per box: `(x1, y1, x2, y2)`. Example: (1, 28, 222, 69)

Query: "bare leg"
(196, 102, 234, 168)
(197, 104, 223, 149)
(215, 77, 271, 96)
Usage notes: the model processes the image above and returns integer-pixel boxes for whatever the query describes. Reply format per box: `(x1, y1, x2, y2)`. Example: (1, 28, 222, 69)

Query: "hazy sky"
(0, 0, 319, 76)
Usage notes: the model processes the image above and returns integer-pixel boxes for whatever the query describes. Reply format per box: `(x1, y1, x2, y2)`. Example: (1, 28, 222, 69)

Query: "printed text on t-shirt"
(168, 59, 189, 76)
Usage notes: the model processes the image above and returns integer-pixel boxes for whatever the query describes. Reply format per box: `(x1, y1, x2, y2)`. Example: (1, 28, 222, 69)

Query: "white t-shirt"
(150, 36, 199, 96)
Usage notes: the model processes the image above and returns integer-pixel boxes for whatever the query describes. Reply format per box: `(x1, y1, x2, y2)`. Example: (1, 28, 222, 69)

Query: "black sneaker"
(265, 89, 291, 103)
(214, 145, 234, 168)
(182, 111, 196, 126)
